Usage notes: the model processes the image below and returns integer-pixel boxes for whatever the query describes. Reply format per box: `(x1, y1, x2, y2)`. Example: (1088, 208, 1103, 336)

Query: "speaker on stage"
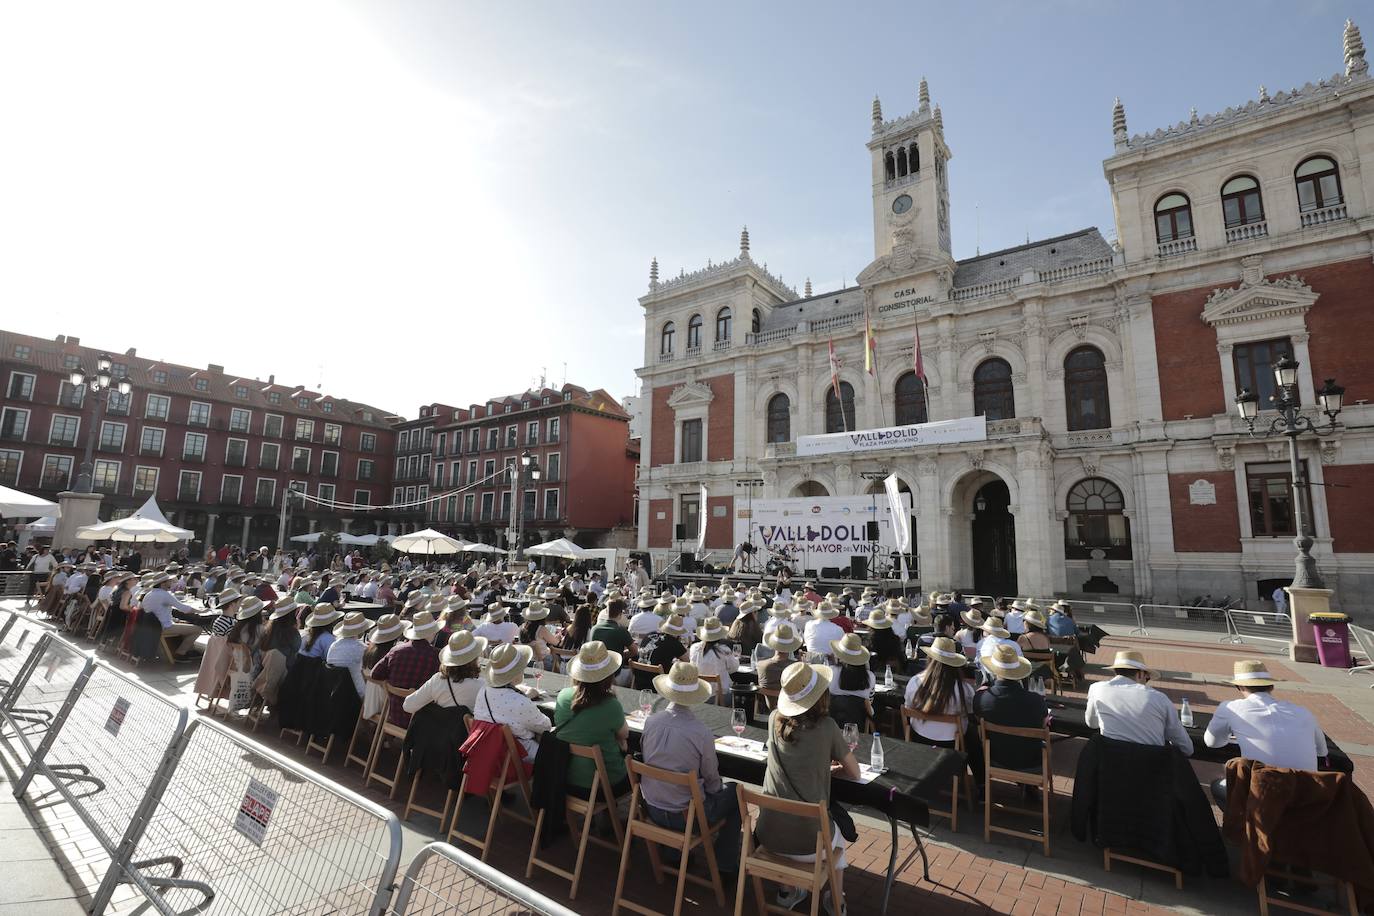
(866, 521, 880, 541)
(850, 556, 868, 580)
(674, 524, 686, 540)
(680, 552, 697, 573)
(821, 566, 841, 579)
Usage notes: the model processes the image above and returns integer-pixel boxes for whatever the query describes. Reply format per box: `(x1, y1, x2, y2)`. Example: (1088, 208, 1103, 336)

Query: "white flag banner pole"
(695, 483, 709, 560)
(883, 473, 912, 582)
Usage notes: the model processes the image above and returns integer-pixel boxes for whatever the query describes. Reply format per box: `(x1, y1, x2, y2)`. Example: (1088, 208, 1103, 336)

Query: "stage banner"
(736, 494, 913, 566)
(795, 414, 986, 457)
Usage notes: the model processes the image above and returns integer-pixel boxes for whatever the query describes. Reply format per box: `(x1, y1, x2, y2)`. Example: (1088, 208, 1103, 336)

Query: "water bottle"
(870, 731, 885, 772)
(1180, 698, 1194, 728)
(884, 665, 895, 689)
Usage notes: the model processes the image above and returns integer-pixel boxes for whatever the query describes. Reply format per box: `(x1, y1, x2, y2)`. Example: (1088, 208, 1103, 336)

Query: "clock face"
(891, 194, 913, 215)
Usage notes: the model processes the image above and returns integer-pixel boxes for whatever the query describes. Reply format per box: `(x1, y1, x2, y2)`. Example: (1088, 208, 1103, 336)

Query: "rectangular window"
(49, 414, 80, 447)
(92, 459, 120, 491)
(323, 423, 341, 446)
(292, 446, 311, 473)
(1234, 338, 1296, 411)
(318, 483, 335, 502)
(547, 417, 561, 442)
(255, 478, 276, 506)
(487, 428, 499, 450)
(133, 466, 158, 494)
(527, 420, 539, 444)
(221, 474, 243, 504)
(320, 451, 339, 477)
(263, 414, 284, 438)
(463, 494, 475, 521)
(99, 421, 127, 451)
(106, 390, 130, 415)
(408, 455, 420, 478)
(193, 377, 209, 392)
(360, 432, 376, 452)
(393, 487, 404, 505)
(151, 368, 168, 384)
(470, 429, 480, 452)
(400, 429, 411, 451)
(178, 470, 202, 501)
(434, 461, 445, 487)
(183, 432, 207, 461)
(229, 407, 252, 433)
(225, 438, 248, 466)
(42, 455, 73, 489)
(679, 493, 700, 542)
(0, 407, 28, 441)
(187, 401, 211, 426)
(1247, 461, 1311, 538)
(506, 425, 517, 447)
(145, 394, 170, 420)
(268, 391, 281, 405)
(139, 426, 165, 456)
(483, 459, 495, 479)
(0, 450, 21, 486)
(260, 442, 280, 470)
(62, 354, 79, 371)
(523, 489, 537, 516)
(353, 490, 370, 506)
(406, 486, 418, 502)
(234, 384, 249, 399)
(297, 396, 311, 409)
(322, 401, 333, 414)
(295, 418, 314, 441)
(500, 490, 511, 519)
(58, 381, 85, 408)
(680, 418, 703, 463)
(420, 453, 431, 476)
(12, 345, 30, 360)
(357, 458, 375, 480)
(544, 488, 560, 520)
(480, 492, 494, 520)
(467, 460, 477, 484)
(435, 432, 446, 455)
(7, 372, 34, 400)
(546, 452, 560, 482)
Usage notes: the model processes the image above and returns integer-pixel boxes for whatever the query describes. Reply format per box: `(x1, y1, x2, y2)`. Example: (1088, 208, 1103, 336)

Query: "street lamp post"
(507, 449, 541, 565)
(68, 354, 132, 494)
(1233, 355, 1344, 590)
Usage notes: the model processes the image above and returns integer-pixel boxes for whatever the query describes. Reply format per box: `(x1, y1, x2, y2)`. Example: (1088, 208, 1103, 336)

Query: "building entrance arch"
(971, 479, 1017, 598)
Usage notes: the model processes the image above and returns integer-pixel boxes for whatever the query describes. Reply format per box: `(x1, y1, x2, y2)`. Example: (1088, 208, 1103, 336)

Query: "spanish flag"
(864, 309, 877, 376)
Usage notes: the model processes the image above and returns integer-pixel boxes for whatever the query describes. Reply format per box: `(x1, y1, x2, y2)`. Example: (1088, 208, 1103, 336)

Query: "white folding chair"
(1349, 624, 1374, 688)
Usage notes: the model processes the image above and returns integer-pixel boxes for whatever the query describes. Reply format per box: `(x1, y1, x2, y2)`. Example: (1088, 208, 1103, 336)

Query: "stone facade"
(635, 21, 1374, 614)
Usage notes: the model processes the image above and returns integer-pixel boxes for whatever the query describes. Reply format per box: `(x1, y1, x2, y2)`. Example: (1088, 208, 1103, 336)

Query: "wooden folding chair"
(364, 684, 415, 798)
(630, 659, 662, 685)
(402, 713, 468, 832)
(980, 719, 1054, 857)
(700, 673, 723, 706)
(612, 759, 727, 916)
(550, 646, 577, 674)
(527, 742, 625, 900)
(449, 725, 535, 862)
(85, 600, 110, 641)
(1048, 636, 1081, 688)
(754, 687, 780, 718)
(1257, 864, 1357, 916)
(734, 786, 841, 916)
(1023, 650, 1063, 696)
(900, 706, 974, 831)
(344, 673, 385, 776)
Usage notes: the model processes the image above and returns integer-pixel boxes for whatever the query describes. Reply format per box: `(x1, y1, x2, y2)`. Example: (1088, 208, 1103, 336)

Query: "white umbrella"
(459, 541, 502, 554)
(290, 532, 323, 544)
(525, 537, 588, 559)
(339, 532, 379, 547)
(22, 515, 57, 535)
(0, 484, 60, 519)
(76, 496, 193, 543)
(391, 528, 466, 555)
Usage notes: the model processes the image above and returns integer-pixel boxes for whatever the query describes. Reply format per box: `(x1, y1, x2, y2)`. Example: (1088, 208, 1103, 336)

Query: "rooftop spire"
(918, 77, 930, 112)
(739, 225, 750, 257)
(804, 278, 813, 297)
(933, 104, 943, 132)
(649, 257, 659, 290)
(1346, 19, 1367, 76)
(871, 95, 882, 128)
(1111, 97, 1127, 148)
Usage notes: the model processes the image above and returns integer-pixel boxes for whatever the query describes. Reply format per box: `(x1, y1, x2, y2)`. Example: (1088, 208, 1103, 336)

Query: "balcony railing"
(187, 416, 209, 427)
(1225, 220, 1268, 244)
(97, 442, 124, 454)
(178, 487, 201, 501)
(225, 456, 246, 468)
(291, 460, 310, 473)
(41, 473, 69, 490)
(684, 345, 701, 358)
(1156, 236, 1198, 258)
(320, 466, 338, 478)
(256, 495, 276, 507)
(139, 446, 163, 457)
(0, 429, 26, 443)
(48, 434, 77, 447)
(182, 453, 205, 463)
(1300, 203, 1348, 227)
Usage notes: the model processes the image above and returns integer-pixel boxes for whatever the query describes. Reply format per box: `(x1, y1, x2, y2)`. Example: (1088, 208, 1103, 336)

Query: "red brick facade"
(1169, 472, 1240, 552)
(648, 373, 736, 468)
(647, 497, 673, 547)
(1322, 464, 1374, 554)
(649, 386, 674, 468)
(706, 495, 734, 550)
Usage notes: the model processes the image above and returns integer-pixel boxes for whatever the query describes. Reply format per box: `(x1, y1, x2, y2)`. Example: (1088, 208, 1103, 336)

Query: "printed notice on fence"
(235, 778, 278, 847)
(104, 697, 130, 737)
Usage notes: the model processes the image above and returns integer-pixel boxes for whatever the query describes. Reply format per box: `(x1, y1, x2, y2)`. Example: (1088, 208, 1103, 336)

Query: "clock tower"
(867, 79, 952, 263)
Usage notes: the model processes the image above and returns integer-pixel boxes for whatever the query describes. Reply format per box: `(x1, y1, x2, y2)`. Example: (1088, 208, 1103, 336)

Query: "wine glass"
(731, 708, 747, 738)
(638, 690, 654, 718)
(843, 722, 859, 754)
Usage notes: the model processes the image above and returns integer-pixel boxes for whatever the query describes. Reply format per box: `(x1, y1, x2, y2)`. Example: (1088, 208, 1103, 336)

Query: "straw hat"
(1049, 599, 1072, 612)
(738, 599, 762, 615)
(425, 594, 449, 615)
(866, 609, 893, 629)
(151, 573, 176, 588)
(484, 604, 508, 622)
(216, 588, 243, 607)
(659, 613, 689, 637)
(672, 595, 691, 611)
(959, 608, 985, 629)
(441, 630, 487, 667)
(922, 636, 968, 668)
(980, 619, 1011, 639)
(404, 610, 443, 640)
(404, 591, 427, 609)
(982, 644, 1032, 680)
(769, 602, 792, 618)
(304, 604, 344, 628)
(934, 593, 954, 606)
(776, 662, 834, 717)
(1022, 609, 1048, 631)
(447, 596, 470, 613)
(654, 660, 714, 706)
(698, 617, 728, 643)
(636, 595, 658, 610)
(831, 633, 871, 667)
(570, 641, 622, 683)
(523, 601, 550, 621)
(485, 643, 533, 687)
(1229, 659, 1278, 688)
(813, 601, 840, 619)
(880, 598, 904, 615)
(334, 612, 373, 639)
(1107, 650, 1151, 675)
(266, 597, 298, 620)
(234, 596, 265, 621)
(968, 596, 986, 608)
(369, 614, 404, 643)
(765, 622, 802, 654)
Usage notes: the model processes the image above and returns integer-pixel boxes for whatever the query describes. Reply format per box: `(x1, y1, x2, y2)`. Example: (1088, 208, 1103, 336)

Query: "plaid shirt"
(371, 639, 440, 726)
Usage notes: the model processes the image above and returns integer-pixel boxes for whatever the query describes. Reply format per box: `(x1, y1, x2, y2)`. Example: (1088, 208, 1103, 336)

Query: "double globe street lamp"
(507, 449, 542, 562)
(1233, 354, 1344, 590)
(68, 354, 133, 494)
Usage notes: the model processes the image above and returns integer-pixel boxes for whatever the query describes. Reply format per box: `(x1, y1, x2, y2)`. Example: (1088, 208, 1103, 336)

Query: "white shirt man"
(588, 575, 605, 599)
(629, 603, 666, 638)
(1204, 663, 1325, 771)
(64, 568, 88, 595)
(473, 614, 520, 647)
(142, 584, 205, 656)
(1004, 606, 1027, 635)
(358, 578, 379, 601)
(803, 613, 845, 658)
(1085, 652, 1193, 755)
(28, 550, 54, 577)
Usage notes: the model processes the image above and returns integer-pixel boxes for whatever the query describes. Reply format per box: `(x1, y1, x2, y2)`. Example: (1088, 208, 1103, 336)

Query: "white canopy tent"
(76, 496, 193, 543)
(22, 516, 57, 536)
(459, 542, 503, 554)
(289, 531, 324, 544)
(339, 532, 379, 547)
(0, 485, 60, 519)
(524, 537, 588, 560)
(391, 528, 467, 555)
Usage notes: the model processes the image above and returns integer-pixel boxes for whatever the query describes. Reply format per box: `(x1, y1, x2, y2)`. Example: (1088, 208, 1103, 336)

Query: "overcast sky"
(0, 1, 1354, 418)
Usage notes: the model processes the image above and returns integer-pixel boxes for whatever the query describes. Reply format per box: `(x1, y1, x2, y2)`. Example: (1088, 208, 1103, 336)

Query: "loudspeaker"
(850, 556, 868, 580)
(680, 552, 697, 573)
(866, 521, 880, 541)
(674, 524, 686, 540)
(821, 566, 841, 579)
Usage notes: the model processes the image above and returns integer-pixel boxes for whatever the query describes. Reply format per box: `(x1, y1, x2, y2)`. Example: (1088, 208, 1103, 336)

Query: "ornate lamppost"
(68, 354, 132, 493)
(507, 449, 541, 564)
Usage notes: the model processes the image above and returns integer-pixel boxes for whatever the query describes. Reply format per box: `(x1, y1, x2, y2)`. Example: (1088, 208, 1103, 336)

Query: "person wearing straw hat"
(637, 613, 690, 688)
(208, 588, 245, 637)
(829, 633, 876, 732)
(803, 601, 845, 658)
(371, 610, 443, 727)
(358, 612, 404, 719)
(554, 641, 631, 798)
(326, 612, 376, 698)
(762, 599, 793, 638)
(475, 642, 549, 758)
(1004, 600, 1029, 635)
(865, 609, 906, 675)
(954, 609, 985, 655)
(300, 604, 344, 660)
(518, 601, 561, 668)
(689, 617, 739, 702)
(473, 602, 519, 646)
(1016, 608, 1052, 654)
(589, 595, 637, 668)
(254, 598, 304, 706)
(758, 661, 860, 914)
(1085, 651, 1193, 754)
(403, 631, 489, 716)
(728, 599, 764, 656)
(142, 572, 209, 658)
(974, 618, 1022, 680)
(628, 593, 663, 638)
(973, 644, 1049, 774)
(641, 660, 743, 877)
(905, 636, 977, 746)
(757, 623, 802, 692)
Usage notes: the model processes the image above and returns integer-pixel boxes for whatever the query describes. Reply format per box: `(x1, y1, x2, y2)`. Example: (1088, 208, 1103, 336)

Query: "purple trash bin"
(1311, 612, 1352, 668)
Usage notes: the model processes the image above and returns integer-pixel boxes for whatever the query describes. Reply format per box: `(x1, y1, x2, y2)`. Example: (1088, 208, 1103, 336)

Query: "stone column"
(915, 457, 943, 589)
(1287, 587, 1333, 663)
(205, 513, 218, 548)
(341, 517, 352, 536)
(52, 491, 103, 551)
(240, 517, 252, 550)
(308, 519, 318, 534)
(1014, 445, 1055, 599)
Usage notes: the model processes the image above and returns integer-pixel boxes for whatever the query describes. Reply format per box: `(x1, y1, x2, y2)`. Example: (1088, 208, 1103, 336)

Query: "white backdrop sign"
(795, 414, 987, 457)
(735, 494, 914, 566)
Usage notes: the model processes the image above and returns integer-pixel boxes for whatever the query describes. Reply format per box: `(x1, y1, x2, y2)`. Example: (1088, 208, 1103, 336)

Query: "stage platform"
(660, 570, 922, 595)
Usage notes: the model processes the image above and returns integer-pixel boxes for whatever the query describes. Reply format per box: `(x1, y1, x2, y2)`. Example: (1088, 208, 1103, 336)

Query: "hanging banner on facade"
(795, 415, 987, 457)
(736, 495, 913, 565)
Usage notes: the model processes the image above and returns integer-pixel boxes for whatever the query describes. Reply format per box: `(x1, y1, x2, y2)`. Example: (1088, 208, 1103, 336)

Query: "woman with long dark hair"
(553, 641, 630, 798)
(865, 610, 906, 675)
(903, 635, 982, 782)
(563, 601, 594, 652)
(728, 602, 764, 656)
(253, 598, 304, 706)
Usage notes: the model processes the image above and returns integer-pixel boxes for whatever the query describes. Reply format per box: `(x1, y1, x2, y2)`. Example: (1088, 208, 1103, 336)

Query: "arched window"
(686, 314, 702, 350)
(751, 308, 762, 335)
(825, 381, 856, 433)
(766, 393, 790, 444)
(896, 147, 908, 178)
(884, 152, 896, 181)
(893, 371, 928, 426)
(1221, 175, 1264, 227)
(715, 307, 732, 342)
(972, 358, 1015, 421)
(1065, 477, 1131, 559)
(659, 321, 675, 355)
(1153, 193, 1193, 243)
(791, 480, 829, 498)
(1064, 346, 1111, 431)
(1295, 156, 1343, 212)
(908, 143, 919, 173)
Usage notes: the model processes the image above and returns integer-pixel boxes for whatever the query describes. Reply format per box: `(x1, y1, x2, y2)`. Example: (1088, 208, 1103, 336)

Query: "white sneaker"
(775, 886, 808, 911)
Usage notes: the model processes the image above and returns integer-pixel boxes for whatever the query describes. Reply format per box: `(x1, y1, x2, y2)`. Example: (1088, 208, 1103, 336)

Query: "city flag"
(913, 323, 926, 382)
(864, 310, 877, 376)
(828, 339, 843, 399)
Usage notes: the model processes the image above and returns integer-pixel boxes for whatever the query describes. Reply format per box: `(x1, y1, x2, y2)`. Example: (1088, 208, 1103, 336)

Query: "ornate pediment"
(666, 381, 715, 409)
(1201, 273, 1317, 327)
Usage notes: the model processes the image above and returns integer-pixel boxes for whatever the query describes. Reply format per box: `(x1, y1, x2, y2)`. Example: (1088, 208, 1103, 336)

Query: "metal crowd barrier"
(388, 842, 576, 916)
(1034, 598, 1145, 635)
(1224, 608, 1294, 647)
(0, 570, 35, 601)
(1137, 603, 1234, 640)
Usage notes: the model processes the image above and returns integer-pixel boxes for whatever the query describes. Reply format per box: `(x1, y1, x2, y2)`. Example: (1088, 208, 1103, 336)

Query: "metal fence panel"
(0, 570, 36, 599)
(1138, 604, 1234, 639)
(1225, 608, 1293, 646)
(389, 842, 576, 916)
(118, 717, 402, 916)
(1034, 598, 1144, 634)
(1, 632, 90, 732)
(0, 609, 44, 692)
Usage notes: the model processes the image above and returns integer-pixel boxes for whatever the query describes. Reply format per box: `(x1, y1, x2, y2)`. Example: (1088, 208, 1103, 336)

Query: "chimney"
(267, 374, 275, 384)
(67, 336, 80, 345)
(55, 335, 66, 344)
(208, 364, 224, 374)
(125, 347, 136, 356)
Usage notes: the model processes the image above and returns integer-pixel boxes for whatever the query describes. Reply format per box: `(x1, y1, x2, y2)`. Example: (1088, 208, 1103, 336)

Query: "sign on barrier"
(389, 842, 576, 916)
(234, 777, 279, 847)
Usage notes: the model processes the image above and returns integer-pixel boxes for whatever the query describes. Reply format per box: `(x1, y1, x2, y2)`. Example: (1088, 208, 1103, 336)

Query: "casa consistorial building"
(635, 20, 1374, 613)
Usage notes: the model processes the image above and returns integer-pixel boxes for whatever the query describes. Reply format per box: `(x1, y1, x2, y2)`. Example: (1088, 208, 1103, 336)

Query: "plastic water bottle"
(884, 665, 895, 689)
(1180, 698, 1194, 728)
(870, 732, 885, 772)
